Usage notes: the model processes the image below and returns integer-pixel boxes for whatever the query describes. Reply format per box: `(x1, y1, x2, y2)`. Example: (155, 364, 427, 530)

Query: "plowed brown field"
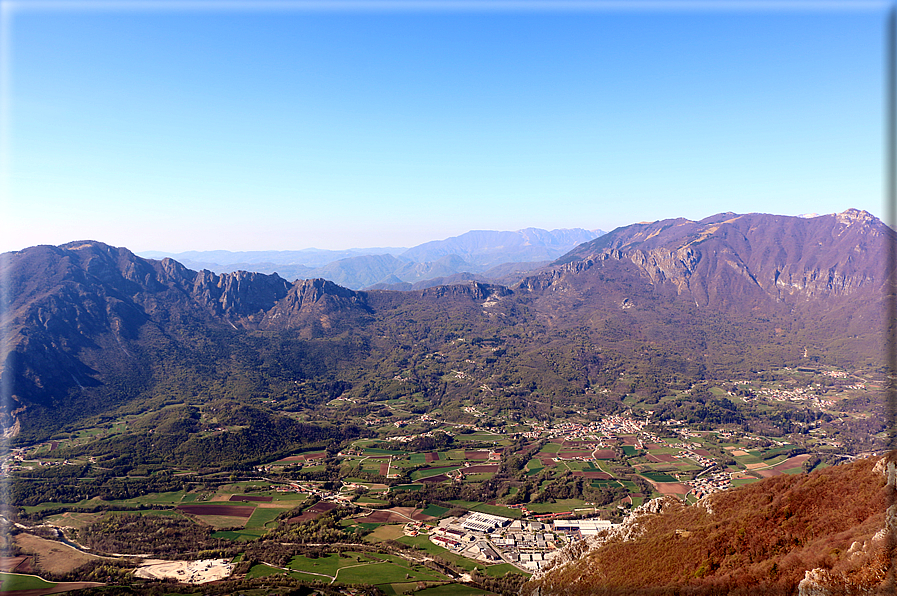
(176, 504, 254, 517)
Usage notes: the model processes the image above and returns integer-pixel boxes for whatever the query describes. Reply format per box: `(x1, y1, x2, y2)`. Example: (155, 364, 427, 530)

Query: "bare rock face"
(553, 209, 891, 309)
(189, 269, 291, 322)
(872, 455, 897, 488)
(798, 568, 834, 596)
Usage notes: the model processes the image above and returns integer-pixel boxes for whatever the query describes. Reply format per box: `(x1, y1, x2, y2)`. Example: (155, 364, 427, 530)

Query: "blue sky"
(0, 1, 888, 252)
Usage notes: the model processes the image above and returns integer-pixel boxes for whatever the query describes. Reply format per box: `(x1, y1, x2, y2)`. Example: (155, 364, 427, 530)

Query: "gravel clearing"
(133, 559, 234, 584)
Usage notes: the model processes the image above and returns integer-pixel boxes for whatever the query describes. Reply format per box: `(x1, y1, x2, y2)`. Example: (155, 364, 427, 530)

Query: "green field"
(563, 461, 588, 471)
(390, 484, 423, 491)
(0, 572, 56, 591)
(283, 551, 449, 586)
(617, 480, 639, 491)
(411, 466, 463, 480)
(526, 499, 586, 514)
(22, 490, 197, 513)
(212, 528, 266, 541)
(484, 563, 529, 578)
(244, 507, 284, 529)
(422, 504, 450, 517)
(356, 497, 390, 505)
(396, 536, 479, 571)
(337, 560, 445, 584)
(456, 433, 504, 442)
(390, 459, 417, 470)
(734, 453, 763, 465)
(470, 503, 522, 518)
(446, 500, 522, 518)
(246, 563, 288, 579)
(525, 458, 544, 472)
(641, 471, 678, 483)
(287, 553, 352, 577)
(645, 446, 679, 455)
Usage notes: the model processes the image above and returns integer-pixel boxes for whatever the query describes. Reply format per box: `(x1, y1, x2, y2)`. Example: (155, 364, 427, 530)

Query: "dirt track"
(355, 507, 435, 523)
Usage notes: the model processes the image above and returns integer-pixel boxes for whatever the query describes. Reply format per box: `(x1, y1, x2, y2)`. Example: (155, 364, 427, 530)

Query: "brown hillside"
(527, 454, 896, 596)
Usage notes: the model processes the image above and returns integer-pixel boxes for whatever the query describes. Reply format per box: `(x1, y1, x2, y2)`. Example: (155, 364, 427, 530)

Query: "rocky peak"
(417, 281, 513, 301)
(189, 269, 291, 321)
(258, 278, 371, 331)
(836, 208, 877, 226)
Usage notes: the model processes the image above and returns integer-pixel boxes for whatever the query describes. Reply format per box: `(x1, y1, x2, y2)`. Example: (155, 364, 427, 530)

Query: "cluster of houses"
(747, 384, 834, 409)
(687, 470, 731, 499)
(822, 370, 849, 379)
(2, 446, 82, 477)
(533, 415, 648, 443)
(402, 519, 429, 537)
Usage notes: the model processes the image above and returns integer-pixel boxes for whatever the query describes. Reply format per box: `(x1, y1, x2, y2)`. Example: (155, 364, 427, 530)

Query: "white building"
(553, 518, 614, 536)
(462, 512, 511, 533)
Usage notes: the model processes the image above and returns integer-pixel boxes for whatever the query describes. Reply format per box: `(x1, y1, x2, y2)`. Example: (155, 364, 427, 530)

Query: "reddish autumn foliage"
(527, 455, 896, 596)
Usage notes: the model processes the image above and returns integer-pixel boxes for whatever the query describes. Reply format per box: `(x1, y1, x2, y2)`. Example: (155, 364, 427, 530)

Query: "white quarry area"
(134, 558, 235, 584)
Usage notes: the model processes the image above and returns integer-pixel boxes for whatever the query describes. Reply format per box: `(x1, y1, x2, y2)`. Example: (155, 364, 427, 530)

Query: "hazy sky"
(0, 1, 888, 252)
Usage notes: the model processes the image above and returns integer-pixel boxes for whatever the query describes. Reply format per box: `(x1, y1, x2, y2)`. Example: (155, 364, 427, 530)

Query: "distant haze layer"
(139, 227, 606, 289)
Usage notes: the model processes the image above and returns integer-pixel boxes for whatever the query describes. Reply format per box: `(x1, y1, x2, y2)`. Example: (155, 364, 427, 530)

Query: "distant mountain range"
(1, 210, 889, 441)
(139, 227, 606, 290)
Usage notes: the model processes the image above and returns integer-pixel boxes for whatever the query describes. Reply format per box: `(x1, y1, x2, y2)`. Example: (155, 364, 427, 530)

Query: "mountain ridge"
(1, 209, 889, 441)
